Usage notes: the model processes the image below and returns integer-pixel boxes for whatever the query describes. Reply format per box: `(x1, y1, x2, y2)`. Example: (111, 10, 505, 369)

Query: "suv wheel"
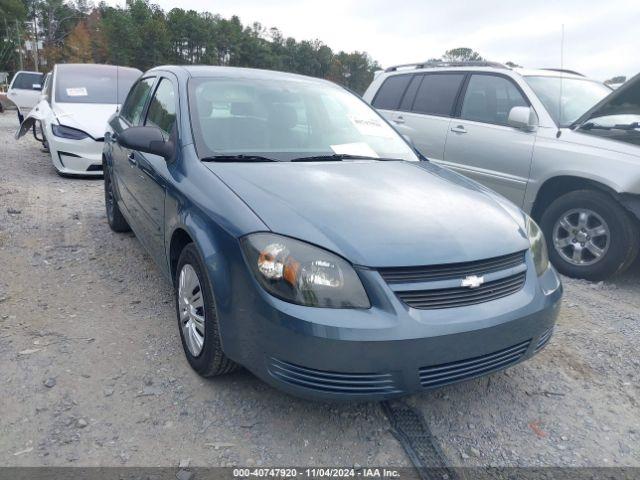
(175, 244, 238, 377)
(540, 190, 639, 281)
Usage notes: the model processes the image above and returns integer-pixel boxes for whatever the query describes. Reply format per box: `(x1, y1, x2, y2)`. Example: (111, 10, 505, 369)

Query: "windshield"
(55, 65, 141, 104)
(524, 76, 611, 127)
(188, 77, 419, 162)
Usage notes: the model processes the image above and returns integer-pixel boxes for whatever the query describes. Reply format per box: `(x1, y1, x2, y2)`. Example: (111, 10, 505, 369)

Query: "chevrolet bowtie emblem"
(461, 275, 485, 288)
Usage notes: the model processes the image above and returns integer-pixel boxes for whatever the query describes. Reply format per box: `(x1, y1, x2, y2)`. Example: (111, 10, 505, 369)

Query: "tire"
(540, 189, 639, 281)
(175, 243, 238, 377)
(104, 162, 131, 233)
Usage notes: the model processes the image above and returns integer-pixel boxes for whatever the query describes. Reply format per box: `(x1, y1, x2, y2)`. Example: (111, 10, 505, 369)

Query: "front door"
(127, 76, 178, 264)
(442, 73, 536, 206)
(110, 76, 156, 236)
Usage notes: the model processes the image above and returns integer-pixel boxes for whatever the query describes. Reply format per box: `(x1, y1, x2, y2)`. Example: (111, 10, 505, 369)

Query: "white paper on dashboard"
(66, 87, 88, 97)
(330, 142, 379, 158)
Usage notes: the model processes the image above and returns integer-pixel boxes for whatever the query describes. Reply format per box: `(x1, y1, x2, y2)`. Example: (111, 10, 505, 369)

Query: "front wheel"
(175, 244, 238, 377)
(540, 190, 639, 281)
(104, 162, 131, 233)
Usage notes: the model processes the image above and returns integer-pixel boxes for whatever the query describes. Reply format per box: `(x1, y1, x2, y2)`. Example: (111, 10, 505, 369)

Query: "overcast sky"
(105, 0, 639, 81)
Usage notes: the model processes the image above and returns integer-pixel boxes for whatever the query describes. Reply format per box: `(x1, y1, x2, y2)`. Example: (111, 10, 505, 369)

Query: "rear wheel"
(175, 244, 238, 377)
(104, 162, 131, 233)
(540, 190, 639, 280)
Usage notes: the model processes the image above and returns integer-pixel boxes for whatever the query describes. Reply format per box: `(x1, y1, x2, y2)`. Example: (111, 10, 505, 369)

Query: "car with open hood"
(102, 65, 562, 400)
(364, 63, 640, 281)
(16, 64, 141, 176)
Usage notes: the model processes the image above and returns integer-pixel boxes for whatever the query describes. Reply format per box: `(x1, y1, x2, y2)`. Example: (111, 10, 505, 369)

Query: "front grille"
(535, 327, 554, 352)
(397, 271, 526, 310)
(86, 164, 103, 172)
(379, 251, 526, 283)
(268, 358, 400, 395)
(419, 339, 531, 388)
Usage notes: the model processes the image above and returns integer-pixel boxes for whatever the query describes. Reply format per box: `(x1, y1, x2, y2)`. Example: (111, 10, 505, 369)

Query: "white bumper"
(47, 126, 104, 176)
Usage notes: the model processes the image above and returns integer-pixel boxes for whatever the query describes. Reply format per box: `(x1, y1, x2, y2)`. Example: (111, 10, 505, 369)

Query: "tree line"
(0, 0, 381, 93)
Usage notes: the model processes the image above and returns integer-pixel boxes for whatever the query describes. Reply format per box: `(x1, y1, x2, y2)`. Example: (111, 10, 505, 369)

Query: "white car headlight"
(526, 215, 549, 276)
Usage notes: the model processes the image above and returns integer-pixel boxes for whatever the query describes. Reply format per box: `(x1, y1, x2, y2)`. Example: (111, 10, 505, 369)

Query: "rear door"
(397, 73, 465, 161)
(7, 72, 43, 113)
(442, 73, 536, 206)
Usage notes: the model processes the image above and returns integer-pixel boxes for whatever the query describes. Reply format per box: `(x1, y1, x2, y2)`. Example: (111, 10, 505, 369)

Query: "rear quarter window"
(371, 75, 412, 110)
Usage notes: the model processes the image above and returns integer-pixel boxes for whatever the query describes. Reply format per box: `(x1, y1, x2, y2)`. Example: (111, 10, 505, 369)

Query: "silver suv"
(364, 62, 640, 280)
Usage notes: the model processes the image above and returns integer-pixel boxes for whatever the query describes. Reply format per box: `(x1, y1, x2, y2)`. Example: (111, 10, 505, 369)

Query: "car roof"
(147, 65, 332, 85)
(379, 64, 595, 82)
(55, 63, 142, 74)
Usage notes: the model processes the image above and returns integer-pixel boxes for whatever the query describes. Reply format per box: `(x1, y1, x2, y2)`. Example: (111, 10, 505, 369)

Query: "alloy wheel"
(552, 208, 610, 267)
(178, 264, 206, 357)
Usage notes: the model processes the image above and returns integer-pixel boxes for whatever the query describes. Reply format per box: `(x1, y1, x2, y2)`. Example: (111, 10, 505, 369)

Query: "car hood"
(206, 160, 530, 267)
(573, 72, 640, 128)
(51, 102, 119, 139)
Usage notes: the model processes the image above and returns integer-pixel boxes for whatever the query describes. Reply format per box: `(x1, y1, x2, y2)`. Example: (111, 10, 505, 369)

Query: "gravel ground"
(0, 111, 639, 468)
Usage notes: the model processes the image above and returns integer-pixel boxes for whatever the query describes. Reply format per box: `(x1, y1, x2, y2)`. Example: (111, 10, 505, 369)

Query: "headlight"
(526, 215, 549, 276)
(241, 233, 370, 309)
(51, 124, 90, 140)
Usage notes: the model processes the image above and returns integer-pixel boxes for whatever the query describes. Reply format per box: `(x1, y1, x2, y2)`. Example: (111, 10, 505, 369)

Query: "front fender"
(15, 100, 49, 140)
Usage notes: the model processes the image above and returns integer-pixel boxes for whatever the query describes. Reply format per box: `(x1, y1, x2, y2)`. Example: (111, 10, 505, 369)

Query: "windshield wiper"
(581, 121, 639, 131)
(201, 154, 277, 162)
(290, 154, 399, 162)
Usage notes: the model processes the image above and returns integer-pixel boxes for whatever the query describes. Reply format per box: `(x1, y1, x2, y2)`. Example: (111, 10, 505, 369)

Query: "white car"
(6, 70, 44, 122)
(16, 64, 141, 176)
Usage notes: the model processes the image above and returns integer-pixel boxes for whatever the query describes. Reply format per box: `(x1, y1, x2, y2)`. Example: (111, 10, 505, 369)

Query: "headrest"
(230, 102, 254, 116)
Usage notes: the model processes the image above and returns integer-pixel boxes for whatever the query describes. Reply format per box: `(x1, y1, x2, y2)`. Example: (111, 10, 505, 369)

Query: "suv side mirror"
(117, 126, 174, 160)
(508, 106, 538, 131)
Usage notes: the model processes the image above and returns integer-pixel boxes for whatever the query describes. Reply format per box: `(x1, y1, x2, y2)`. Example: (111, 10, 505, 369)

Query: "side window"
(11, 72, 43, 90)
(399, 75, 422, 111)
(145, 78, 177, 134)
(121, 77, 155, 125)
(412, 74, 465, 116)
(461, 75, 528, 126)
(371, 75, 412, 110)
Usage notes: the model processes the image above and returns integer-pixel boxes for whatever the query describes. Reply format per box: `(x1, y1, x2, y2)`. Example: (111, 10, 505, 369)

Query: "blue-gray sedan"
(102, 66, 562, 400)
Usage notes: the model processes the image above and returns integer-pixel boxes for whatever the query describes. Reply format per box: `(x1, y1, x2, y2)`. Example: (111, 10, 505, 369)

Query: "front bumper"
(220, 250, 563, 401)
(47, 126, 104, 176)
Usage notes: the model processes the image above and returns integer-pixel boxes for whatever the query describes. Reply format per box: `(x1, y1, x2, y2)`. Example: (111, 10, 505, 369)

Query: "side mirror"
(32, 84, 42, 91)
(508, 106, 538, 131)
(117, 126, 174, 160)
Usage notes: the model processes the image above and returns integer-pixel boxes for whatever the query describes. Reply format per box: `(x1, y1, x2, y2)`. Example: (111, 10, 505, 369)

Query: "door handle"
(451, 125, 467, 134)
(394, 115, 405, 124)
(127, 152, 137, 166)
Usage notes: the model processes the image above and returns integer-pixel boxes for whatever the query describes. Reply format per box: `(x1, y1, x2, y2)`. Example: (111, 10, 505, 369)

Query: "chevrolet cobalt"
(103, 66, 562, 400)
